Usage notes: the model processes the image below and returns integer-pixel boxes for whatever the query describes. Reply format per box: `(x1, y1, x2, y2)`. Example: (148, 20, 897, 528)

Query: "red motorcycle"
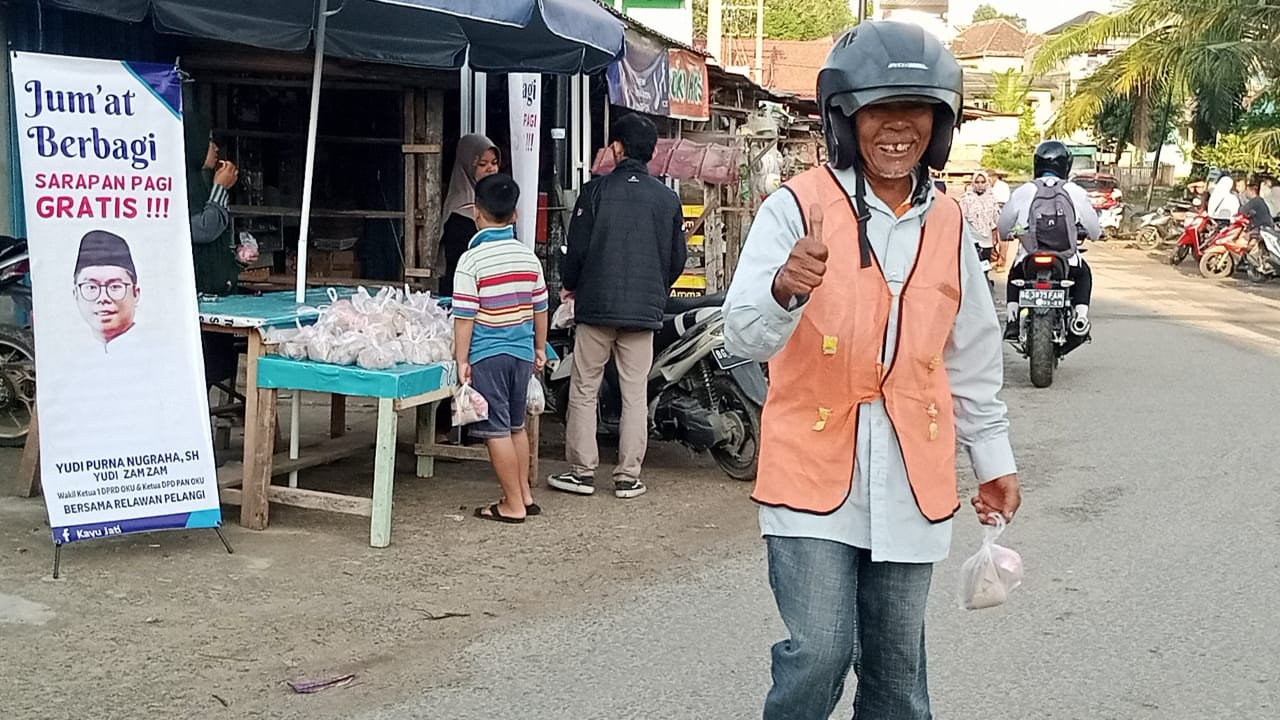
(1198, 213, 1253, 279)
(1169, 201, 1216, 266)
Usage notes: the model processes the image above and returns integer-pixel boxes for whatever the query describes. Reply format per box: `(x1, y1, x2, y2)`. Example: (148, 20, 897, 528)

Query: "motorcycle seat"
(665, 292, 725, 315)
(0, 236, 26, 262)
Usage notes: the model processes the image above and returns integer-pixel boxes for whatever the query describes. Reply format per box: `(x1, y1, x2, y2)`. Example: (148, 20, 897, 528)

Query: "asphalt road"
(358, 244, 1280, 720)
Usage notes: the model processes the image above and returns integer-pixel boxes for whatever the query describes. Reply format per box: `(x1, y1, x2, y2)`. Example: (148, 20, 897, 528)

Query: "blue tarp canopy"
(37, 0, 624, 74)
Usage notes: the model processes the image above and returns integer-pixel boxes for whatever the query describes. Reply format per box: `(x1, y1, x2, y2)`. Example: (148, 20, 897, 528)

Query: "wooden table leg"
(416, 402, 436, 479)
(241, 386, 278, 530)
(14, 410, 40, 498)
(241, 329, 263, 484)
(371, 398, 398, 548)
(330, 394, 347, 439)
(527, 411, 540, 487)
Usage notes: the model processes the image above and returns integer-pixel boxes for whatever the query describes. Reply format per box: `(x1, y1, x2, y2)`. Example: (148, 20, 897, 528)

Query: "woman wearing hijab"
(435, 134, 499, 442)
(437, 134, 500, 298)
(961, 171, 1000, 286)
(1208, 175, 1241, 224)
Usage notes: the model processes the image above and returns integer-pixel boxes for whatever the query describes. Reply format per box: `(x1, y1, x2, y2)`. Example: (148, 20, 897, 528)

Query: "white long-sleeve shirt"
(724, 167, 1017, 564)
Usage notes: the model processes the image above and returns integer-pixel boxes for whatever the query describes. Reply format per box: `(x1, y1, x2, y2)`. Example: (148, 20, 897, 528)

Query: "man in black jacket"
(549, 113, 686, 499)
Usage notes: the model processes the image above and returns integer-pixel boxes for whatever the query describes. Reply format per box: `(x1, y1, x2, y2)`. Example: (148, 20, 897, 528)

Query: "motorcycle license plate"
(1019, 288, 1067, 308)
(712, 346, 751, 371)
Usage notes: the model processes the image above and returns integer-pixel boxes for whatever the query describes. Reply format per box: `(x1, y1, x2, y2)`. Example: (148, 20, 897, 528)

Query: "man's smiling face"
(75, 265, 138, 343)
(855, 101, 935, 181)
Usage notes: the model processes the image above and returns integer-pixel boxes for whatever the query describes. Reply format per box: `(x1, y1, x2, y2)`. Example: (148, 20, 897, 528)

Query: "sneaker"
(613, 478, 647, 499)
(548, 472, 595, 495)
(1003, 320, 1019, 341)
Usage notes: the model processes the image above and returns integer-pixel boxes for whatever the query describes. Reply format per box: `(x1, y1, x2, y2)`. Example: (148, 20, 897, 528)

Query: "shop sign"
(10, 52, 221, 544)
(668, 50, 709, 121)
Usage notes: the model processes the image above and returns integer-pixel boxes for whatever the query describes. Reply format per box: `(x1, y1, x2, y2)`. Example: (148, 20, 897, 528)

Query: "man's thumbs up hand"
(772, 204, 829, 307)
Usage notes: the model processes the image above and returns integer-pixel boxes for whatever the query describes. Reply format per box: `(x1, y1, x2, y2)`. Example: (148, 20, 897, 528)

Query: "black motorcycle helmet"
(818, 21, 964, 172)
(817, 21, 963, 267)
(1033, 140, 1073, 180)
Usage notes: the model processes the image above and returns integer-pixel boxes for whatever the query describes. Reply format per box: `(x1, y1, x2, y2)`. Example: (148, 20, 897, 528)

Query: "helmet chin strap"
(852, 158, 874, 269)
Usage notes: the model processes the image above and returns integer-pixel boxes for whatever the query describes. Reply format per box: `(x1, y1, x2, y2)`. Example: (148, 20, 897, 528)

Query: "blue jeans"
(763, 536, 934, 720)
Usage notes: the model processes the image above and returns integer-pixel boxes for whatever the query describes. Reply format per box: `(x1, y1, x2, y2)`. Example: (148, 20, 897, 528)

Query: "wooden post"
(330, 395, 346, 438)
(240, 330, 263, 482)
(703, 184, 725, 292)
(241, 386, 278, 531)
(14, 410, 40, 498)
(415, 402, 436, 478)
(370, 398, 398, 547)
(418, 90, 445, 284)
(402, 88, 419, 271)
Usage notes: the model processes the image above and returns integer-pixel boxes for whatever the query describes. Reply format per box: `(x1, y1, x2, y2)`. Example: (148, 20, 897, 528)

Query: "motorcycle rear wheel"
(1199, 248, 1235, 279)
(1028, 314, 1056, 389)
(1136, 227, 1162, 250)
(0, 326, 35, 447)
(708, 376, 760, 481)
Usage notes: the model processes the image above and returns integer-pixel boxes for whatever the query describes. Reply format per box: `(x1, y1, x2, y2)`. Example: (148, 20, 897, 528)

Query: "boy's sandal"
(474, 503, 525, 524)
(526, 503, 542, 516)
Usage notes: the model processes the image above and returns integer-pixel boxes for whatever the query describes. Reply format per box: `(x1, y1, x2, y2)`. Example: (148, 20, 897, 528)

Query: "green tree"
(971, 3, 1027, 28)
(1031, 0, 1280, 148)
(692, 0, 858, 40)
(990, 70, 1030, 114)
(982, 104, 1041, 176)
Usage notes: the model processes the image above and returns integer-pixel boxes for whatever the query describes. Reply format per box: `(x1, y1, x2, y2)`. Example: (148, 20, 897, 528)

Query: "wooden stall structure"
(181, 44, 450, 290)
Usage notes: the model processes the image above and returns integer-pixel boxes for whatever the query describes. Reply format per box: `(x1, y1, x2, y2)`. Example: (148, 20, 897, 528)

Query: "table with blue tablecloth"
(199, 288, 543, 547)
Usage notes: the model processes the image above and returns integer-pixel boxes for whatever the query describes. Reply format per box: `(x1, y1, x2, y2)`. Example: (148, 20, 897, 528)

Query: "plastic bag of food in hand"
(551, 298, 575, 329)
(957, 515, 1024, 610)
(527, 375, 547, 415)
(451, 383, 489, 426)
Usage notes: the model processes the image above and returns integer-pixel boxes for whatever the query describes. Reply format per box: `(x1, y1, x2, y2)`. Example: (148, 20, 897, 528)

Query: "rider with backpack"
(998, 140, 1101, 340)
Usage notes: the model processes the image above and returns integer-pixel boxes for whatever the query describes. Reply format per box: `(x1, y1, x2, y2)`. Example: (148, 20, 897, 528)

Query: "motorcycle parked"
(0, 235, 35, 447)
(1169, 200, 1215, 266)
(1132, 206, 1178, 250)
(545, 293, 767, 481)
(1242, 225, 1280, 283)
(1099, 203, 1127, 240)
(1007, 250, 1090, 389)
(1197, 213, 1252, 279)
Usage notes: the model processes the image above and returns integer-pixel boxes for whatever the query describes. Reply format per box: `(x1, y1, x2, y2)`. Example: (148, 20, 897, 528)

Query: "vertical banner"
(10, 52, 221, 544)
(509, 73, 541, 248)
(668, 50, 710, 121)
(606, 30, 671, 117)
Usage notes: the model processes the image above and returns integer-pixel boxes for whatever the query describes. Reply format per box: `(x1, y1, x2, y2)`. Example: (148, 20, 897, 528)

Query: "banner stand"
(53, 526, 232, 579)
(19, 428, 235, 579)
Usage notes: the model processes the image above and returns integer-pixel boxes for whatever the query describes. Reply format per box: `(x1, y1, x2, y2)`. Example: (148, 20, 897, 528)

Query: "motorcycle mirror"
(1193, 198, 1203, 207)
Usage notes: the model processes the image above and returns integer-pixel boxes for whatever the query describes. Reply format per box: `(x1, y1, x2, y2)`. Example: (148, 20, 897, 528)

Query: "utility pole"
(754, 0, 764, 84)
(857, 0, 867, 24)
(708, 0, 723, 64)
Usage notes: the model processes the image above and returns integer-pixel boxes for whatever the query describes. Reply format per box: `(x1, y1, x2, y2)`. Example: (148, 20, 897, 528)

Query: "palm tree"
(1031, 0, 1280, 149)
(990, 70, 1030, 114)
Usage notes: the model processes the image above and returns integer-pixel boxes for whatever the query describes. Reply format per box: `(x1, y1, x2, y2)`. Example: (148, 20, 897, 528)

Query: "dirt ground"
(0, 395, 760, 719)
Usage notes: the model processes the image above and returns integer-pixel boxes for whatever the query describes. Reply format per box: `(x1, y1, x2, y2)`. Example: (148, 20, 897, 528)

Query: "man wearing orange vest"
(724, 22, 1022, 719)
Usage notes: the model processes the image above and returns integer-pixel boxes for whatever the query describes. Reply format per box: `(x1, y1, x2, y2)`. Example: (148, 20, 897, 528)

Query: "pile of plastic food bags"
(272, 287, 454, 371)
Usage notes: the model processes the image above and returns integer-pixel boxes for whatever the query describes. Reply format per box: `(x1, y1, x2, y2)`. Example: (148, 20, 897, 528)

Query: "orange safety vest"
(753, 166, 964, 523)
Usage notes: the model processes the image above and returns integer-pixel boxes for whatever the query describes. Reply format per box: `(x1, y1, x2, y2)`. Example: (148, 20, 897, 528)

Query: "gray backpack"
(1027, 178, 1077, 254)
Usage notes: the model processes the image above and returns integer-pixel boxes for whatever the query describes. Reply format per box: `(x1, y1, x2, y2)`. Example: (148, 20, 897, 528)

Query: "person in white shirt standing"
(724, 21, 1021, 720)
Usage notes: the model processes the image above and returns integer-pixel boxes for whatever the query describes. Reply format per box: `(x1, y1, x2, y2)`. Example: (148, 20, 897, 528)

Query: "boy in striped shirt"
(453, 174, 549, 523)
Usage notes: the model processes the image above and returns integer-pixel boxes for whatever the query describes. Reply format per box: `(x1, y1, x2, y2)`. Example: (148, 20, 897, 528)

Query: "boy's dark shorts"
(468, 354, 534, 439)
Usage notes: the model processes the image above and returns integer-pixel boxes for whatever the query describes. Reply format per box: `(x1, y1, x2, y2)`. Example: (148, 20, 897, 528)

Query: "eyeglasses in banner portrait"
(10, 52, 221, 544)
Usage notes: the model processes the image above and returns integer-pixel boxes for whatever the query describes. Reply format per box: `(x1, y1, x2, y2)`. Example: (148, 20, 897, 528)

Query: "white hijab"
(441, 134, 499, 220)
(1209, 176, 1240, 220)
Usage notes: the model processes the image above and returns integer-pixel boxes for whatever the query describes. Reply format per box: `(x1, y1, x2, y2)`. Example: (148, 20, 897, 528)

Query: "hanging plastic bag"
(551, 298, 575, 329)
(451, 383, 489, 426)
(957, 515, 1024, 610)
(527, 375, 546, 415)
